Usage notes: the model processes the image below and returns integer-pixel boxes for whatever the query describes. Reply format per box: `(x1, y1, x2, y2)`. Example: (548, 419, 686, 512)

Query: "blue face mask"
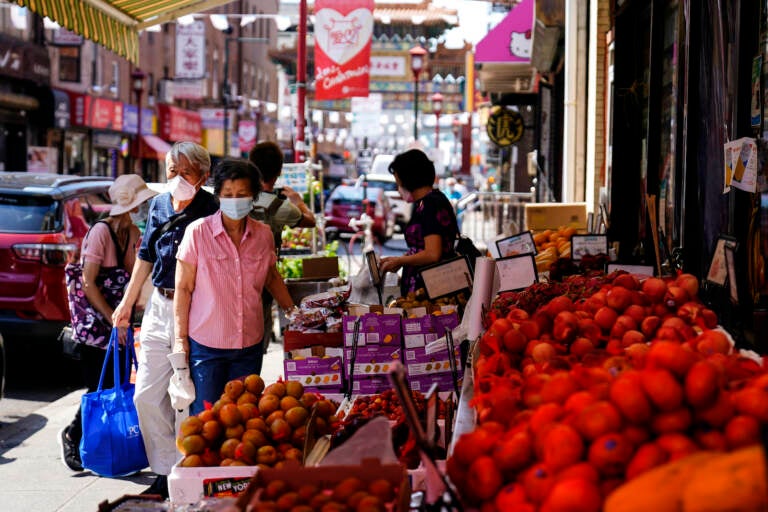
(219, 197, 253, 220)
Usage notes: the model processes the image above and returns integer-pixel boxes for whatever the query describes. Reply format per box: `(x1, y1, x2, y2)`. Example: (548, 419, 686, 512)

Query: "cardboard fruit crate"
(168, 462, 259, 505)
(235, 458, 410, 511)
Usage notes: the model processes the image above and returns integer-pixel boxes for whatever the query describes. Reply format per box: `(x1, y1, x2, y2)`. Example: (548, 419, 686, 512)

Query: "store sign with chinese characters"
(175, 21, 206, 79)
(487, 106, 525, 147)
(370, 55, 406, 77)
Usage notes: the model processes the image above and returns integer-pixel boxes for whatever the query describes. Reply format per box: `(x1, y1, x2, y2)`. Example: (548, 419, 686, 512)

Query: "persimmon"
(650, 408, 692, 434)
(492, 430, 533, 473)
(645, 340, 696, 377)
(732, 386, 768, 422)
(694, 428, 728, 451)
(684, 360, 721, 408)
(640, 368, 683, 412)
(641, 277, 668, 303)
(696, 389, 735, 428)
(587, 432, 634, 477)
(724, 415, 761, 449)
(494, 483, 528, 509)
(540, 373, 579, 405)
(522, 464, 556, 505)
(465, 456, 503, 502)
(575, 401, 623, 442)
(625, 442, 668, 480)
(541, 478, 602, 512)
(609, 371, 653, 424)
(543, 423, 585, 472)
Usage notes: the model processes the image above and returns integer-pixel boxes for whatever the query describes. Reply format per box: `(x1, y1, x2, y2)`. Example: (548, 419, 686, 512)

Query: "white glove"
(167, 352, 195, 411)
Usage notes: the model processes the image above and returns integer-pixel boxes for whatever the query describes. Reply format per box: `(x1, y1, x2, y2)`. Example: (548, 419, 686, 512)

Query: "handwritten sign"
(705, 235, 738, 287)
(495, 254, 538, 292)
(419, 256, 472, 300)
(496, 230, 537, 257)
(571, 234, 608, 260)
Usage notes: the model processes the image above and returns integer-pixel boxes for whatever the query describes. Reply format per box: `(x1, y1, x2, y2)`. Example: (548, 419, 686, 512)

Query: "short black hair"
(388, 149, 435, 191)
(213, 158, 262, 199)
(248, 141, 284, 183)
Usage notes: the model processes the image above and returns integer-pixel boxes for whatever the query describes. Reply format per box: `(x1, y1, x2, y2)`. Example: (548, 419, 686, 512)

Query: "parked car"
(0, 172, 113, 341)
(324, 185, 395, 243)
(356, 172, 411, 231)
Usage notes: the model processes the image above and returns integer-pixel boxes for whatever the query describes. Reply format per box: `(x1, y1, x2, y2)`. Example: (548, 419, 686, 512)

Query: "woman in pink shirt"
(174, 159, 296, 414)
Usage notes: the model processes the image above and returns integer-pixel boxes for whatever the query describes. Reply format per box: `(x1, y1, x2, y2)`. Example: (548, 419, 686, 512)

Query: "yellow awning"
(16, 0, 233, 63)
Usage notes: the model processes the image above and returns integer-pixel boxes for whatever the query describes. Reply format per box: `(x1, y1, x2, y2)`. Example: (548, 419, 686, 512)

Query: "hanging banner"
(238, 120, 257, 154)
(175, 21, 206, 79)
(313, 0, 374, 100)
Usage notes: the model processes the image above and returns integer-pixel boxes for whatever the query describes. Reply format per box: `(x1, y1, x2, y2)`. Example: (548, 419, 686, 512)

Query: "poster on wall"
(27, 147, 57, 173)
(314, 0, 374, 100)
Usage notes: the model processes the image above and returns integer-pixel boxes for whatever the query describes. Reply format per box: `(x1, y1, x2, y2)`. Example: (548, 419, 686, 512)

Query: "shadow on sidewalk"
(0, 412, 47, 464)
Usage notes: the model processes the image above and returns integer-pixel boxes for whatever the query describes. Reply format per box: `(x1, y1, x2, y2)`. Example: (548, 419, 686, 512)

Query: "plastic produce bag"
(319, 416, 398, 466)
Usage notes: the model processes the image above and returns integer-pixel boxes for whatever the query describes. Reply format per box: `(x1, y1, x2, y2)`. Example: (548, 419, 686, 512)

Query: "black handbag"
(455, 234, 482, 272)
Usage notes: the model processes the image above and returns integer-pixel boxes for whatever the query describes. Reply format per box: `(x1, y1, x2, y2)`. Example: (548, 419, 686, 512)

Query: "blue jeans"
(188, 337, 264, 415)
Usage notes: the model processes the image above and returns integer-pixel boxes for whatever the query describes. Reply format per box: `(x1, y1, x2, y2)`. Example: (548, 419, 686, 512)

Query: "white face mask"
(129, 203, 149, 225)
(219, 197, 253, 221)
(168, 175, 200, 201)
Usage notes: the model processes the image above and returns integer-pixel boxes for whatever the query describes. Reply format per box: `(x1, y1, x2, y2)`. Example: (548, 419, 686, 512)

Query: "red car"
(0, 173, 113, 341)
(324, 184, 395, 243)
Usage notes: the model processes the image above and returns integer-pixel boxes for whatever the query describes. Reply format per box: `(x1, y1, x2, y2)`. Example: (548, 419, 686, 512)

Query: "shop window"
(58, 46, 81, 83)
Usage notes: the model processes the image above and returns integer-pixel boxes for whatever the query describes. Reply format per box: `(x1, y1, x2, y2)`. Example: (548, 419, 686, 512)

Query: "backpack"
(250, 194, 285, 254)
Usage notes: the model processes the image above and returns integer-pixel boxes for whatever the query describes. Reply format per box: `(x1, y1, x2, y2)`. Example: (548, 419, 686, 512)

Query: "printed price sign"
(275, 164, 310, 194)
(571, 234, 608, 261)
(496, 230, 537, 257)
(419, 256, 473, 300)
(607, 263, 655, 276)
(495, 254, 538, 292)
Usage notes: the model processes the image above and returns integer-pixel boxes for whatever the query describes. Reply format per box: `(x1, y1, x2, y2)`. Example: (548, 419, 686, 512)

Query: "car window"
(0, 194, 58, 233)
(362, 179, 398, 192)
(81, 193, 112, 224)
(63, 197, 91, 239)
(331, 187, 379, 201)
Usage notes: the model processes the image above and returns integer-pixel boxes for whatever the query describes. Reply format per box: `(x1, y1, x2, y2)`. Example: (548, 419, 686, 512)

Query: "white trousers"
(134, 288, 179, 475)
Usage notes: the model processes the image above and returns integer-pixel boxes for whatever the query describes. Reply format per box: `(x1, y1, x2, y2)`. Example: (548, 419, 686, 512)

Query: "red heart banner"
(314, 0, 374, 100)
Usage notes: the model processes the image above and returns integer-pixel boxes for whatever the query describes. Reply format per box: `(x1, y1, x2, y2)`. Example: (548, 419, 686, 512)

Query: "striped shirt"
(176, 211, 276, 349)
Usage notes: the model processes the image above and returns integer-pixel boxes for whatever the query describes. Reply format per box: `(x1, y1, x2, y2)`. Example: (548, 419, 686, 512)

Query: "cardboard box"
(284, 346, 344, 393)
(168, 462, 259, 504)
(343, 313, 402, 348)
(236, 458, 410, 511)
(301, 256, 339, 279)
(525, 202, 588, 231)
(349, 375, 393, 394)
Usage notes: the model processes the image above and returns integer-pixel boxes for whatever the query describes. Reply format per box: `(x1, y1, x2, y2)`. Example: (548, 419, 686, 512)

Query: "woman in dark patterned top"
(379, 149, 459, 296)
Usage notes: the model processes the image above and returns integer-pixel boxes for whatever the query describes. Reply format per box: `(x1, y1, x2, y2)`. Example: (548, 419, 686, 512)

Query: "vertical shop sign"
(175, 21, 206, 79)
(314, 0, 374, 100)
(238, 120, 256, 154)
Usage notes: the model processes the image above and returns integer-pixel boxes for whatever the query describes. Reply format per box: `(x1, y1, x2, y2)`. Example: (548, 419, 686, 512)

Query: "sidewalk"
(0, 341, 285, 512)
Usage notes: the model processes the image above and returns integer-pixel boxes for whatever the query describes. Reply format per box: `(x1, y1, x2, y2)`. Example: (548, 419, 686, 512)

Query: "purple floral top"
(401, 190, 459, 296)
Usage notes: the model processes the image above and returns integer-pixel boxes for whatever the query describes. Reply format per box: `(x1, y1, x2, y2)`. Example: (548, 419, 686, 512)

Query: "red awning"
(140, 135, 171, 161)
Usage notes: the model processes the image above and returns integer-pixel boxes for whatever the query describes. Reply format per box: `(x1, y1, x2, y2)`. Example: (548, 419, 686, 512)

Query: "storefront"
(157, 104, 202, 146)
(64, 92, 128, 177)
(0, 34, 52, 172)
(124, 103, 168, 181)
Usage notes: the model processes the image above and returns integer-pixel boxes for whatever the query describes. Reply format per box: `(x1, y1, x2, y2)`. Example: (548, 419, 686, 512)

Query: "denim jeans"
(188, 337, 264, 415)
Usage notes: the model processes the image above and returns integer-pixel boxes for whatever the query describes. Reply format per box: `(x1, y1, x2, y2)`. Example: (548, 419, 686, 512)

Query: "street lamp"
(452, 115, 461, 175)
(431, 92, 443, 151)
(409, 46, 427, 141)
(131, 68, 147, 174)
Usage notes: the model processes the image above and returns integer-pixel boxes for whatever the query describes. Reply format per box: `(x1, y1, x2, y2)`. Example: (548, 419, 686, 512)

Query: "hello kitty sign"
(314, 0, 374, 100)
(475, 0, 534, 64)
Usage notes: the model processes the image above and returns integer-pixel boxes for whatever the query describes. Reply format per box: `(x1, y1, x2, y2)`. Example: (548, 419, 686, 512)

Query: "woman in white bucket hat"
(59, 173, 157, 473)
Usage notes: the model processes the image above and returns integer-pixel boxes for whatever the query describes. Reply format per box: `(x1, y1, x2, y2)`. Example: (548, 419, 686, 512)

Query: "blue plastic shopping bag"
(79, 328, 149, 477)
